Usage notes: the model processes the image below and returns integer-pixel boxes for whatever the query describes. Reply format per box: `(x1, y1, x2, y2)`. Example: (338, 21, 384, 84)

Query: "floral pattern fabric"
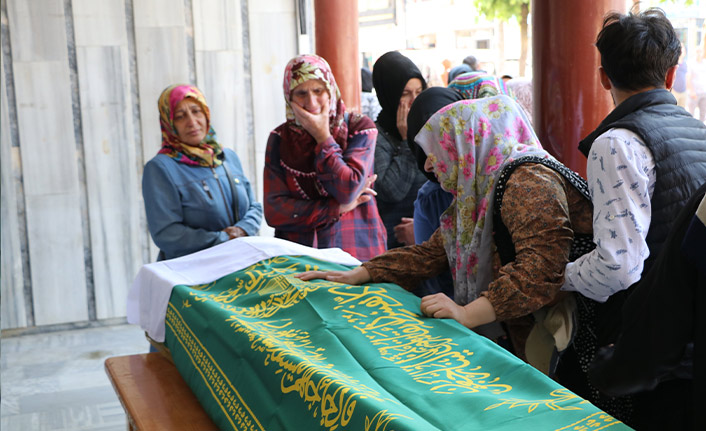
(414, 95, 549, 304)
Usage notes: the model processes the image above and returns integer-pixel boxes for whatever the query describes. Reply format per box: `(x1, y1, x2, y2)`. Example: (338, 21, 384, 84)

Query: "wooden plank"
(76, 45, 143, 319)
(105, 353, 218, 431)
(0, 48, 27, 329)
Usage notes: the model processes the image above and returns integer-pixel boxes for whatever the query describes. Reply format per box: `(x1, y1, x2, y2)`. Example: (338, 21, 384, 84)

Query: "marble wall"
(0, 0, 300, 330)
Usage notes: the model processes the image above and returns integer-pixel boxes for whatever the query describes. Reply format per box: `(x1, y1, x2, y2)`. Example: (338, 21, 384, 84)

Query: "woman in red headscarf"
(263, 54, 386, 261)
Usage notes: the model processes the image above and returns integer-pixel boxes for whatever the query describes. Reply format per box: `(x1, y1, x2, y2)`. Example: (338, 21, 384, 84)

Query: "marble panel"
(195, 51, 245, 158)
(12, 62, 80, 196)
(133, 0, 186, 28)
(72, 0, 127, 47)
(6, 0, 69, 62)
(248, 9, 297, 178)
(0, 51, 27, 329)
(134, 26, 191, 163)
(25, 193, 88, 326)
(11, 59, 88, 326)
(249, 0, 297, 14)
(76, 46, 144, 319)
(193, 0, 242, 51)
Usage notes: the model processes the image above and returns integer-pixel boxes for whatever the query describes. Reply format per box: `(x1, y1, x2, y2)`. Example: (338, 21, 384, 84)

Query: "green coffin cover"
(164, 255, 630, 431)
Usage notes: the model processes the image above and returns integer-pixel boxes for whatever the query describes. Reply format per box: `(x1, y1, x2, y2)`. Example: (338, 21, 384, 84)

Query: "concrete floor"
(1, 323, 148, 431)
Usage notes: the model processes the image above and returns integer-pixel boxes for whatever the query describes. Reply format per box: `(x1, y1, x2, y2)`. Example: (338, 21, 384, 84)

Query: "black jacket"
(578, 89, 706, 270)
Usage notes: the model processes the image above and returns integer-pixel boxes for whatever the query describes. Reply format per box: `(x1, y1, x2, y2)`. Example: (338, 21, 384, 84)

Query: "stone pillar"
(532, 0, 625, 177)
(314, 0, 361, 112)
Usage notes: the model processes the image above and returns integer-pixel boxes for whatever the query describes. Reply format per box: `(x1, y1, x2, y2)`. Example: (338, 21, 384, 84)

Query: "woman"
(298, 95, 594, 361)
(263, 54, 386, 261)
(405, 87, 464, 298)
(142, 84, 262, 260)
(447, 70, 511, 100)
(372, 51, 429, 248)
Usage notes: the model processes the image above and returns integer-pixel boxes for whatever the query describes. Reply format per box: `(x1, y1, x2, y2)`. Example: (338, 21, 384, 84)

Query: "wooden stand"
(104, 353, 218, 431)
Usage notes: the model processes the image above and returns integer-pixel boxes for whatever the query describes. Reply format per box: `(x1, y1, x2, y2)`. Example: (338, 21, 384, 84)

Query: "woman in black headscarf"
(372, 51, 429, 249)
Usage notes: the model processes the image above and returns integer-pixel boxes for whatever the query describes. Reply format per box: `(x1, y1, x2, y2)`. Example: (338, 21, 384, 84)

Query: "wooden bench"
(105, 353, 219, 431)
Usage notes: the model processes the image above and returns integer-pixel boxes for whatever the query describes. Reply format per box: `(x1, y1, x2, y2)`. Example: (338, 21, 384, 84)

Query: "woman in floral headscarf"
(297, 95, 594, 361)
(142, 84, 262, 260)
(263, 54, 386, 261)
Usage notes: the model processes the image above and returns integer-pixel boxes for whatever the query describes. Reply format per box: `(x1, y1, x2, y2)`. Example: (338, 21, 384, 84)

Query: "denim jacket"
(142, 148, 262, 260)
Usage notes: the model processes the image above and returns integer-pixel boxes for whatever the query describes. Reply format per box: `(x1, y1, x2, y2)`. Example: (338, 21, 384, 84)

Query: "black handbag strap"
(221, 153, 240, 224)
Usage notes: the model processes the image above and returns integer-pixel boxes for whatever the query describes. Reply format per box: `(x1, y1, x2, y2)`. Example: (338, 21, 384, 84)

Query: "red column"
(314, 0, 361, 113)
(532, 0, 625, 177)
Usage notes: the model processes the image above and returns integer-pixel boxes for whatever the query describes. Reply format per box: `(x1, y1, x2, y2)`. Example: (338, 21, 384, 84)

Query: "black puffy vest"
(579, 89, 706, 272)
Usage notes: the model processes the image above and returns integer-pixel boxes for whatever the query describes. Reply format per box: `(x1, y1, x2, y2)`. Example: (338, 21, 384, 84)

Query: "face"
(291, 79, 330, 115)
(399, 78, 423, 109)
(173, 98, 208, 146)
(424, 155, 435, 173)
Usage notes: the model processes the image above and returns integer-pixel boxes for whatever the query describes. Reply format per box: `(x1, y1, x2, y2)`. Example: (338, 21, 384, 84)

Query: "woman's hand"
(420, 293, 468, 324)
(223, 226, 247, 239)
(396, 100, 411, 139)
(339, 174, 378, 215)
(295, 266, 372, 285)
(291, 102, 331, 144)
(394, 217, 415, 246)
(420, 294, 496, 329)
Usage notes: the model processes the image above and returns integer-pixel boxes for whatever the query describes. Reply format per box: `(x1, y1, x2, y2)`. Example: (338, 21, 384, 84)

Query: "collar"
(578, 89, 676, 157)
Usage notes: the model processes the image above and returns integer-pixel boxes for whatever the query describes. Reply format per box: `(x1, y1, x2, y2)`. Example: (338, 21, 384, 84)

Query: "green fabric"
(164, 256, 631, 431)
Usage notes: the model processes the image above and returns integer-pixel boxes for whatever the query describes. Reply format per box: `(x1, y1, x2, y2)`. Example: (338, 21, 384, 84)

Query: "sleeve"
(373, 130, 420, 203)
(263, 132, 340, 232)
(314, 122, 377, 205)
(362, 228, 449, 292)
(413, 181, 453, 244)
(413, 189, 435, 244)
(142, 158, 228, 258)
(226, 150, 262, 236)
(562, 132, 654, 302)
(483, 164, 576, 321)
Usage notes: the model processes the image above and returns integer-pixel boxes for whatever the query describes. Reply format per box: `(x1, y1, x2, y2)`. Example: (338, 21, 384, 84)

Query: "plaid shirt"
(264, 125, 387, 261)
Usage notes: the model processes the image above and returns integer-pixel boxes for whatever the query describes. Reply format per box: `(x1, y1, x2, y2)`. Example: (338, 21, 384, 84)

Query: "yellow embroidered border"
(553, 411, 623, 431)
(166, 303, 264, 431)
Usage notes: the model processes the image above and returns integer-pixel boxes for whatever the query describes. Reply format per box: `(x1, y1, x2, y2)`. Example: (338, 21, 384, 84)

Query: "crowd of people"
(140, 7, 705, 430)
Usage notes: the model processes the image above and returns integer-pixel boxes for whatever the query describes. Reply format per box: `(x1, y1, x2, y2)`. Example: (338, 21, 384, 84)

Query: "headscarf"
(372, 51, 427, 141)
(406, 87, 465, 182)
(448, 64, 473, 83)
(505, 78, 534, 122)
(415, 95, 550, 304)
(157, 84, 222, 167)
(448, 71, 511, 100)
(277, 54, 349, 200)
